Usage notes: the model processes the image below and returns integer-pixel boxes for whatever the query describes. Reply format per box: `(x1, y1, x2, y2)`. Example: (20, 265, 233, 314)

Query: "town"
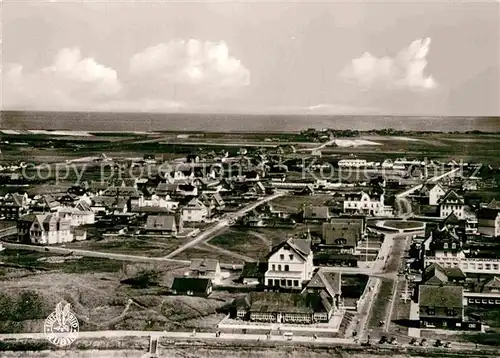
(0, 128, 499, 356)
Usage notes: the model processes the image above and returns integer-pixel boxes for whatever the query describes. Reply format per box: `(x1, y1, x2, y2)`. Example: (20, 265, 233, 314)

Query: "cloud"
(341, 37, 437, 91)
(3, 48, 121, 110)
(129, 39, 250, 97)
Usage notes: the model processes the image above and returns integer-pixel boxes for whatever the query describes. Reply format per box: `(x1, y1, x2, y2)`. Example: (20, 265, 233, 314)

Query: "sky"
(1, 0, 499, 116)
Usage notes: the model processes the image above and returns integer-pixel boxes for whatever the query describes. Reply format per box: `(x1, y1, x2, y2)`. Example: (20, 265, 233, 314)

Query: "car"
(409, 338, 417, 346)
(434, 339, 443, 347)
(420, 339, 427, 346)
(379, 336, 388, 344)
(445, 341, 451, 348)
(389, 337, 397, 345)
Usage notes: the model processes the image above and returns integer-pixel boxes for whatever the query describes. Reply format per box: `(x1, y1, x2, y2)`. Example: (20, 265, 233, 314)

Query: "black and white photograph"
(0, 0, 499, 357)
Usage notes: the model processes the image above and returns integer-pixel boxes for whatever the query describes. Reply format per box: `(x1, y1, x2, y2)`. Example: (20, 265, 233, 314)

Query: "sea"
(1, 111, 499, 133)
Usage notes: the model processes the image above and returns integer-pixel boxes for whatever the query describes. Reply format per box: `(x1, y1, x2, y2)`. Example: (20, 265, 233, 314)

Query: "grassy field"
(209, 229, 270, 260)
(271, 195, 333, 213)
(64, 236, 184, 257)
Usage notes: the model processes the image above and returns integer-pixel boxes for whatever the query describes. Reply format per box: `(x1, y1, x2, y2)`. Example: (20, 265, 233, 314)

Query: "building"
(478, 207, 500, 237)
(231, 291, 335, 324)
(145, 214, 182, 235)
(418, 285, 464, 329)
(57, 207, 95, 227)
(418, 183, 446, 206)
(421, 263, 466, 285)
(320, 221, 362, 254)
(303, 269, 342, 307)
(181, 198, 208, 222)
(189, 258, 222, 285)
(303, 205, 330, 222)
(338, 159, 367, 168)
(17, 213, 73, 245)
(264, 237, 314, 289)
(0, 193, 29, 220)
(130, 195, 179, 212)
(343, 191, 385, 216)
(171, 277, 213, 297)
(439, 190, 465, 219)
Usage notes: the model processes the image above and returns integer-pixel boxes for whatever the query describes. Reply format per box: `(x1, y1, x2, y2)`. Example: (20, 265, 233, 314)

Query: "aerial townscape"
(1, 1, 499, 357)
(0, 125, 500, 357)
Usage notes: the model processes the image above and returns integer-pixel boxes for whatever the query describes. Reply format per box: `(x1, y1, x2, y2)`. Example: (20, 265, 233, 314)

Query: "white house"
(57, 207, 95, 227)
(439, 190, 465, 219)
(265, 238, 314, 289)
(131, 195, 179, 211)
(17, 213, 74, 245)
(181, 198, 208, 222)
(343, 191, 386, 216)
(188, 258, 222, 285)
(429, 184, 446, 206)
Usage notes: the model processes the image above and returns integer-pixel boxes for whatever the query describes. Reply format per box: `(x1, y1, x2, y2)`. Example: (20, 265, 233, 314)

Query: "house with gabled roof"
(264, 237, 314, 289)
(418, 285, 465, 330)
(422, 262, 466, 285)
(188, 258, 222, 285)
(303, 269, 342, 306)
(478, 205, 500, 237)
(181, 198, 208, 223)
(439, 190, 465, 219)
(17, 213, 73, 245)
(0, 193, 29, 220)
(171, 277, 212, 297)
(320, 220, 361, 255)
(418, 183, 446, 206)
(145, 213, 182, 235)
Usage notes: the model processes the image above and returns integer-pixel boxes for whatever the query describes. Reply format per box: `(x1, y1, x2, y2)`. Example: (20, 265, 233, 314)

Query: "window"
(284, 265, 289, 271)
(451, 243, 456, 249)
(274, 279, 280, 286)
(469, 323, 476, 329)
(294, 280, 299, 287)
(272, 264, 276, 271)
(469, 298, 475, 303)
(447, 309, 456, 316)
(268, 279, 273, 286)
(287, 280, 292, 286)
(289, 254, 294, 260)
(278, 265, 282, 271)
(426, 308, 435, 316)
(280, 279, 286, 286)
(443, 243, 448, 249)
(280, 254, 284, 260)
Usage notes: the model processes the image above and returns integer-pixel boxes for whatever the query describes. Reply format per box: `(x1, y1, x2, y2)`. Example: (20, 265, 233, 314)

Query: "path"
(199, 242, 256, 263)
(0, 242, 191, 265)
(164, 191, 286, 259)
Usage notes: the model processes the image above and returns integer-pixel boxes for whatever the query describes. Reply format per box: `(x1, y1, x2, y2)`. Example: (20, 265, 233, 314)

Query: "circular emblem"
(44, 302, 79, 347)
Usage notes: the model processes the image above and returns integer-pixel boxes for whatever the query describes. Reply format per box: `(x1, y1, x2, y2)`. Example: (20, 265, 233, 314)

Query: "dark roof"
(103, 186, 141, 198)
(268, 238, 312, 261)
(322, 222, 361, 247)
(240, 262, 267, 279)
(171, 277, 211, 293)
(235, 291, 332, 314)
(422, 263, 465, 285)
(478, 208, 500, 220)
(418, 285, 463, 308)
(303, 205, 329, 220)
(146, 214, 177, 231)
(306, 269, 341, 298)
(484, 277, 500, 290)
(189, 258, 219, 272)
(439, 190, 464, 204)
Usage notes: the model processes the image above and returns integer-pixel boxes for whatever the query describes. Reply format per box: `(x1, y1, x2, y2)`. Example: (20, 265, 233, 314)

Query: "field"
(64, 236, 184, 258)
(209, 229, 270, 260)
(0, 249, 236, 333)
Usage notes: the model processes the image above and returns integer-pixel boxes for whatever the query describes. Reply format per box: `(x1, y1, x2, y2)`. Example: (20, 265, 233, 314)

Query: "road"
(0, 329, 355, 345)
(0, 242, 192, 265)
(164, 191, 286, 259)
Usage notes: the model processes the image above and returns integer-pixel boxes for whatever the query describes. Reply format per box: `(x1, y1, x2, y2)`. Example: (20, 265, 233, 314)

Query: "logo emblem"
(44, 302, 79, 347)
